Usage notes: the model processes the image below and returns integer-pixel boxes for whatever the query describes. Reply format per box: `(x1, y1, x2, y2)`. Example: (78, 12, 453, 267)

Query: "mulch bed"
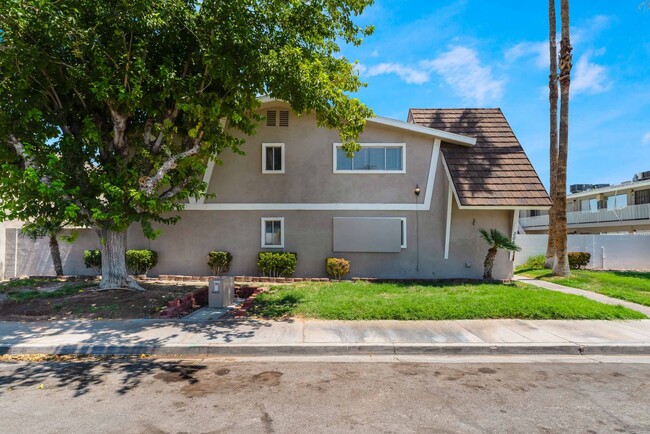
(0, 278, 207, 321)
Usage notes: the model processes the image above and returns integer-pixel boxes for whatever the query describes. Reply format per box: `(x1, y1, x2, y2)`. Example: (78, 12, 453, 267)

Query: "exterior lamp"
(414, 185, 421, 196)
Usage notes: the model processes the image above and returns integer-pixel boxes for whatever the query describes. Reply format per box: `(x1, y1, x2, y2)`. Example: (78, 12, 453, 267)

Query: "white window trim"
(400, 217, 407, 249)
(333, 143, 406, 174)
(262, 143, 285, 174)
(261, 217, 285, 248)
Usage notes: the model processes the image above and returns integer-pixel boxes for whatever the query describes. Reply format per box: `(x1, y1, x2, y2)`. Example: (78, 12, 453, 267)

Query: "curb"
(3, 343, 650, 357)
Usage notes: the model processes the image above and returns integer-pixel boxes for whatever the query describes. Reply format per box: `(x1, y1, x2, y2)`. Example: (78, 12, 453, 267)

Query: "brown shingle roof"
(408, 108, 552, 208)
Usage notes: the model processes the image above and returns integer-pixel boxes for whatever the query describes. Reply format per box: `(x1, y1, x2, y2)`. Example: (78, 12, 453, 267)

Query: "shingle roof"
(408, 108, 552, 208)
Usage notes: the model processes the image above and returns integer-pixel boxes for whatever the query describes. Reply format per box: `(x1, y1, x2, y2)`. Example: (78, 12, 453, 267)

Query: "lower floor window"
(261, 217, 284, 248)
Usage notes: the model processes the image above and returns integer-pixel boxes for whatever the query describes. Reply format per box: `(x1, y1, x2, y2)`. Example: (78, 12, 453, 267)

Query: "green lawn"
(248, 280, 645, 320)
(517, 269, 650, 308)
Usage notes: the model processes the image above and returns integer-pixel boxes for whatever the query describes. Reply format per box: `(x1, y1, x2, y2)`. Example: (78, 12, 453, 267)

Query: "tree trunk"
(545, 0, 559, 269)
(553, 0, 571, 276)
(49, 234, 64, 276)
(98, 228, 144, 291)
(483, 248, 497, 279)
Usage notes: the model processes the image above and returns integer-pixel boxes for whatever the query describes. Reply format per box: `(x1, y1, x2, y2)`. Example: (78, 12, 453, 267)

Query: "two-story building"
(2, 98, 551, 280)
(519, 174, 650, 235)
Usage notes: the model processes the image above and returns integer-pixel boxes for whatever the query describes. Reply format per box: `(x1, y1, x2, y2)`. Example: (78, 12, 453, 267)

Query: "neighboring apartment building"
(519, 172, 650, 234)
(2, 99, 551, 280)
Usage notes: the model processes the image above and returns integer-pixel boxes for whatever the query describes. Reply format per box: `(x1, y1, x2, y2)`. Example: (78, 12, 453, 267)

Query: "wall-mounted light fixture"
(414, 185, 421, 196)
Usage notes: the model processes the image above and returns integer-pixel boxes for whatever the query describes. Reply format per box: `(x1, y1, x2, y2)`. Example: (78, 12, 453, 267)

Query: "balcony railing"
(519, 203, 650, 228)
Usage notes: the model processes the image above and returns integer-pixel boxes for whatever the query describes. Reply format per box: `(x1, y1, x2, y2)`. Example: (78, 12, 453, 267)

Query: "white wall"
(515, 234, 650, 270)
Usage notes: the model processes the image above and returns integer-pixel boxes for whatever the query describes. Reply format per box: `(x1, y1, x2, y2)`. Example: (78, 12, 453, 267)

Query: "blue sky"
(343, 0, 650, 189)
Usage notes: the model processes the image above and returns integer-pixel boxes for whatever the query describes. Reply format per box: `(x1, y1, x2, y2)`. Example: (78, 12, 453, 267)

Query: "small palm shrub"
(568, 252, 591, 269)
(258, 252, 297, 277)
(326, 258, 350, 280)
(208, 251, 233, 275)
(479, 228, 521, 279)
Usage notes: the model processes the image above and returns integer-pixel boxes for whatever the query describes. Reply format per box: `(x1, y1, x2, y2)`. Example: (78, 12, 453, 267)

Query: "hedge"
(258, 252, 297, 277)
(208, 251, 232, 275)
(568, 252, 591, 270)
(326, 257, 350, 280)
(83, 249, 158, 275)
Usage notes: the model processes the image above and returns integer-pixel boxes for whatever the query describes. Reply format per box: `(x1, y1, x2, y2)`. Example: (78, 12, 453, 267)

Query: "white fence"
(515, 234, 650, 270)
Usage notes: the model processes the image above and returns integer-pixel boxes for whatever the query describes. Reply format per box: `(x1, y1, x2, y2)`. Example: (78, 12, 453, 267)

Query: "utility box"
(208, 277, 234, 308)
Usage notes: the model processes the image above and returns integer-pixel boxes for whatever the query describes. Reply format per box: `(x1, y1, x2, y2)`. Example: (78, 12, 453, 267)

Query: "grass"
(248, 280, 645, 320)
(517, 268, 650, 308)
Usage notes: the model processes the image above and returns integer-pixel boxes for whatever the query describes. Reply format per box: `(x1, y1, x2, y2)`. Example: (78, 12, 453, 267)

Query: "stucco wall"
(207, 104, 434, 205)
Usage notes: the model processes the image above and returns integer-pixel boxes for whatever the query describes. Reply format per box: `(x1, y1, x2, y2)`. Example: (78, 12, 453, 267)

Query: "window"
(262, 143, 285, 174)
(581, 198, 598, 213)
(607, 193, 627, 210)
(261, 218, 284, 248)
(333, 143, 405, 173)
(635, 189, 650, 205)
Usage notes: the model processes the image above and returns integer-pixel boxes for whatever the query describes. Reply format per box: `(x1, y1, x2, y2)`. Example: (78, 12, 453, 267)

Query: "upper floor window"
(262, 143, 285, 174)
(580, 198, 598, 213)
(607, 193, 627, 210)
(333, 143, 405, 174)
(635, 189, 650, 205)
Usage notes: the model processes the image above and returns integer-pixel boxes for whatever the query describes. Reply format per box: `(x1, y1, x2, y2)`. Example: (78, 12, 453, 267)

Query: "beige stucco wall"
(207, 103, 433, 205)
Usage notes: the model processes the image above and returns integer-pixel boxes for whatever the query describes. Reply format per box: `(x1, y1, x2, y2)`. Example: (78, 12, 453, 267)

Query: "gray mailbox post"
(208, 277, 234, 308)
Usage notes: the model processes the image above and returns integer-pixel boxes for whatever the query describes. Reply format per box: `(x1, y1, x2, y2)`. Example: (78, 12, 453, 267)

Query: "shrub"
(258, 252, 297, 277)
(208, 251, 233, 275)
(326, 257, 350, 280)
(568, 252, 591, 270)
(83, 250, 102, 273)
(126, 250, 158, 275)
(515, 254, 546, 272)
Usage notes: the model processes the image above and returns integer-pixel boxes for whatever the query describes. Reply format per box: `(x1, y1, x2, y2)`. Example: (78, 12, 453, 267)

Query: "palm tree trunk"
(483, 247, 498, 279)
(553, 0, 571, 276)
(545, 0, 559, 269)
(49, 234, 64, 276)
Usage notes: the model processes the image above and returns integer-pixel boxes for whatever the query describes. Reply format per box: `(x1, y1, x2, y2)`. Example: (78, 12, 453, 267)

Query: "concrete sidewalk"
(513, 275, 650, 317)
(2, 318, 650, 356)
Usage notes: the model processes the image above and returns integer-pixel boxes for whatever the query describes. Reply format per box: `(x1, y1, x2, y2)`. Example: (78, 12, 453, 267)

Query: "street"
(1, 356, 650, 433)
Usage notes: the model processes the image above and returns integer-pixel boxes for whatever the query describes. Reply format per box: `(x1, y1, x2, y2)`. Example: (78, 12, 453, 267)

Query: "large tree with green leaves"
(0, 0, 374, 290)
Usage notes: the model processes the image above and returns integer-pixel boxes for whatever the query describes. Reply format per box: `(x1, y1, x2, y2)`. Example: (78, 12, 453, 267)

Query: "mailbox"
(208, 276, 234, 308)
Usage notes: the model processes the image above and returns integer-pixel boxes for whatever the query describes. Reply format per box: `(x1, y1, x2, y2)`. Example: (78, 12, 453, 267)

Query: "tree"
(544, 0, 559, 269)
(479, 228, 521, 280)
(552, 0, 572, 276)
(0, 0, 374, 290)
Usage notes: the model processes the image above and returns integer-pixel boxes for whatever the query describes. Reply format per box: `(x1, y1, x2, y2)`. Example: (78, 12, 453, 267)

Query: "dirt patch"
(0, 278, 207, 321)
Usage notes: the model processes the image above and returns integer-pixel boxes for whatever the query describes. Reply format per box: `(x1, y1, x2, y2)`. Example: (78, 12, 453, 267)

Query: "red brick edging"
(229, 286, 268, 319)
(159, 287, 208, 318)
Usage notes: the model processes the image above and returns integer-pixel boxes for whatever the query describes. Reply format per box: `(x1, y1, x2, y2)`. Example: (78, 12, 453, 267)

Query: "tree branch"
(140, 132, 204, 195)
(7, 134, 92, 220)
(108, 103, 128, 156)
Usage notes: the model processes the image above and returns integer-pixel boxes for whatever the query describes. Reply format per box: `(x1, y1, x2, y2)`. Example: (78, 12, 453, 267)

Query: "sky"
(342, 0, 650, 190)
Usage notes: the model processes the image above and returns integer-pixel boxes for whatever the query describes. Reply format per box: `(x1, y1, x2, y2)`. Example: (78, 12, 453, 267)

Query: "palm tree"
(545, 0, 559, 269)
(552, 0, 572, 276)
(479, 228, 521, 279)
(20, 221, 66, 276)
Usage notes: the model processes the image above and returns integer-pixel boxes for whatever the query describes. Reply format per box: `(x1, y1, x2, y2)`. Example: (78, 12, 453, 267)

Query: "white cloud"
(643, 132, 650, 146)
(571, 53, 610, 95)
(504, 41, 549, 68)
(421, 46, 505, 105)
(365, 62, 429, 85)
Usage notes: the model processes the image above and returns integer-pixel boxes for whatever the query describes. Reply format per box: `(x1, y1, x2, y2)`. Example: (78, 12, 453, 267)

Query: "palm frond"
(479, 228, 521, 252)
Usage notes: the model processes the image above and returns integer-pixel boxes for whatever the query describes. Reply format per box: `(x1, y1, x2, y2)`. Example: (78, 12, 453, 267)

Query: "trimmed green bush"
(126, 250, 158, 275)
(568, 252, 591, 270)
(84, 249, 158, 275)
(83, 250, 102, 273)
(326, 257, 350, 280)
(515, 254, 546, 272)
(258, 252, 297, 277)
(208, 251, 233, 275)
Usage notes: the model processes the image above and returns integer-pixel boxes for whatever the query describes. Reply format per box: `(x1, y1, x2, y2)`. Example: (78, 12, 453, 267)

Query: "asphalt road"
(1, 356, 650, 433)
